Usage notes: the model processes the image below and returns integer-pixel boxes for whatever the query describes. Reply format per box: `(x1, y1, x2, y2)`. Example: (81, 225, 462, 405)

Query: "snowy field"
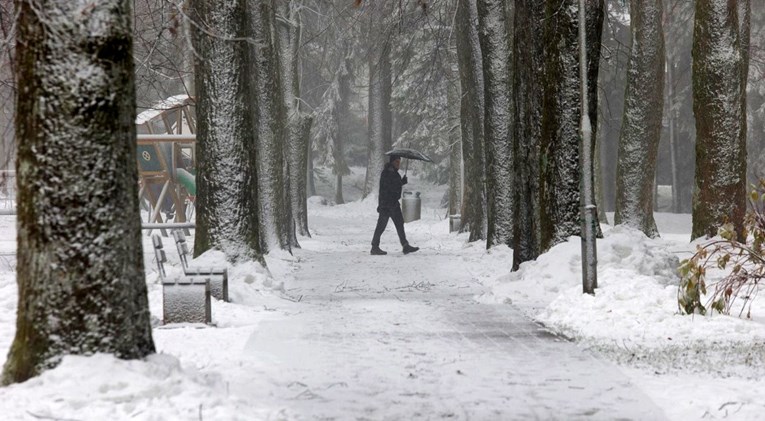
(0, 167, 764, 419)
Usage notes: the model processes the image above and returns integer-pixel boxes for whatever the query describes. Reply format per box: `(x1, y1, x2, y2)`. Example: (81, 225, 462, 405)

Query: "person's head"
(390, 155, 401, 170)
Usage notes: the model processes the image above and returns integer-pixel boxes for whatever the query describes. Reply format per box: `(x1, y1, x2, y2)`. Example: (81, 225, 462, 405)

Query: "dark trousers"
(372, 206, 408, 247)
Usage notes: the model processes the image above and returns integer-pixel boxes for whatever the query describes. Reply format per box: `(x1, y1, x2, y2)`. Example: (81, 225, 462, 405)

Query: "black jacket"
(378, 163, 407, 211)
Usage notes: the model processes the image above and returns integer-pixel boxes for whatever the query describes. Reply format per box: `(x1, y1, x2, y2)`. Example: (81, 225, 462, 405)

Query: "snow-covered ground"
(0, 167, 764, 420)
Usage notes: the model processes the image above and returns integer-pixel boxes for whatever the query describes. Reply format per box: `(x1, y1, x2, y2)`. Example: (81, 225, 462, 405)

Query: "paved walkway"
(236, 210, 666, 420)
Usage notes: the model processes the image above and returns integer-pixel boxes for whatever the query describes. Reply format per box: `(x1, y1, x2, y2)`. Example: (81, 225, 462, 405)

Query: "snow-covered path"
(219, 201, 665, 420)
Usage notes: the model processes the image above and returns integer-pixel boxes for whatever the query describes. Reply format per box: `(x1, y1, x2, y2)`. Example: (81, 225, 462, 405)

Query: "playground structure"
(136, 95, 197, 235)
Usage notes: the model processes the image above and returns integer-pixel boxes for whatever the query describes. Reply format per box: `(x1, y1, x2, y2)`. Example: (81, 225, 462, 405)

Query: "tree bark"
(477, 0, 513, 248)
(191, 0, 260, 262)
(447, 36, 462, 217)
(539, 0, 603, 252)
(333, 53, 353, 205)
(289, 114, 313, 237)
(456, 0, 487, 243)
(691, 0, 747, 241)
(512, 0, 545, 270)
(363, 41, 393, 198)
(277, 1, 312, 238)
(247, 0, 292, 252)
(3, 0, 154, 384)
(614, 0, 665, 238)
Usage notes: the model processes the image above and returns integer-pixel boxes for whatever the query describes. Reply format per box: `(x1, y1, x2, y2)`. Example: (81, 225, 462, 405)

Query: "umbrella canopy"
(384, 148, 433, 163)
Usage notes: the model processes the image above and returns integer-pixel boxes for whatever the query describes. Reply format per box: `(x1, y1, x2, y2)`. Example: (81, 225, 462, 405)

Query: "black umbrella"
(385, 148, 433, 175)
(385, 148, 433, 163)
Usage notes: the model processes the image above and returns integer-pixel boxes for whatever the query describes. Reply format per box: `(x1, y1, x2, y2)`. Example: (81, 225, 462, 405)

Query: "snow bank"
(0, 353, 270, 421)
(489, 225, 765, 377)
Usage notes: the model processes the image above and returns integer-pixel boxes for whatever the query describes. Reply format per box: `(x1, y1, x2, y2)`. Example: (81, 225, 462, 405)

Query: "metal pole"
(579, 0, 597, 294)
(142, 222, 195, 229)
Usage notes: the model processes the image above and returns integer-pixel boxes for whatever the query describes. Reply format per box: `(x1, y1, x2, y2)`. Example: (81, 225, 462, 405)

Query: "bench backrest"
(151, 234, 167, 279)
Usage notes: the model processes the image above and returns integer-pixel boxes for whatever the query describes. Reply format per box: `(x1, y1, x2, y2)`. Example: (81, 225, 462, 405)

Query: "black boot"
(371, 246, 387, 255)
(403, 244, 419, 254)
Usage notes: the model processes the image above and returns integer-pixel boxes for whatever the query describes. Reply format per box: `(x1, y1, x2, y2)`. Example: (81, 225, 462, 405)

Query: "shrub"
(678, 187, 765, 317)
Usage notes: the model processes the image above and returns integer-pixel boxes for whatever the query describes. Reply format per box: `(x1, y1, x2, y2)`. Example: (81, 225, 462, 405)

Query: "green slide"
(176, 168, 196, 196)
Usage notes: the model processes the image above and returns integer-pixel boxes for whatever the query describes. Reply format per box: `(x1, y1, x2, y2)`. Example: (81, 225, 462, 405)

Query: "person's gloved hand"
(402, 175, 408, 185)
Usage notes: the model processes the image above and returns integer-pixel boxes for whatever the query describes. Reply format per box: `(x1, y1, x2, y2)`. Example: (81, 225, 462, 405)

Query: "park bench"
(152, 234, 212, 324)
(172, 230, 229, 302)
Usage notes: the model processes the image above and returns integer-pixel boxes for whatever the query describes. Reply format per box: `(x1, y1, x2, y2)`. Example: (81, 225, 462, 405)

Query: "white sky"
(0, 167, 763, 420)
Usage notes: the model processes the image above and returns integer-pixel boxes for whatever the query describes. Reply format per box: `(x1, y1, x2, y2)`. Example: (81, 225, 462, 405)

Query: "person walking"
(371, 155, 419, 255)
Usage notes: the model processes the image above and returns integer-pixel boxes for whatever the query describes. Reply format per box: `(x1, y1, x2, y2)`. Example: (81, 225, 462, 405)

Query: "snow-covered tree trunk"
(477, 0, 513, 248)
(539, 0, 603, 252)
(247, 0, 291, 252)
(456, 0, 487, 243)
(447, 38, 462, 217)
(667, 60, 679, 213)
(691, 0, 747, 241)
(3, 0, 154, 384)
(307, 145, 316, 196)
(191, 0, 260, 262)
(511, 0, 545, 270)
(614, 0, 665, 238)
(334, 53, 353, 205)
(289, 113, 313, 237)
(363, 42, 393, 198)
(277, 1, 312, 238)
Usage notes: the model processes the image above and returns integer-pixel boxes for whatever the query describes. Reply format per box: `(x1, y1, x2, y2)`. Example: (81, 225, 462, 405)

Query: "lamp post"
(579, 0, 597, 294)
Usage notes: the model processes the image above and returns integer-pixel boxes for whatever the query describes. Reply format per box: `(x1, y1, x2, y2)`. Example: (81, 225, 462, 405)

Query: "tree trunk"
(363, 42, 393, 198)
(3, 0, 154, 384)
(447, 37, 462, 217)
(691, 0, 747, 241)
(290, 114, 313, 236)
(614, 0, 665, 238)
(332, 53, 353, 205)
(667, 60, 679, 213)
(247, 0, 291, 252)
(456, 0, 487, 243)
(307, 145, 316, 196)
(512, 0, 545, 270)
(277, 1, 312, 239)
(192, 0, 261, 262)
(539, 0, 604, 252)
(478, 0, 513, 248)
(539, 0, 579, 251)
